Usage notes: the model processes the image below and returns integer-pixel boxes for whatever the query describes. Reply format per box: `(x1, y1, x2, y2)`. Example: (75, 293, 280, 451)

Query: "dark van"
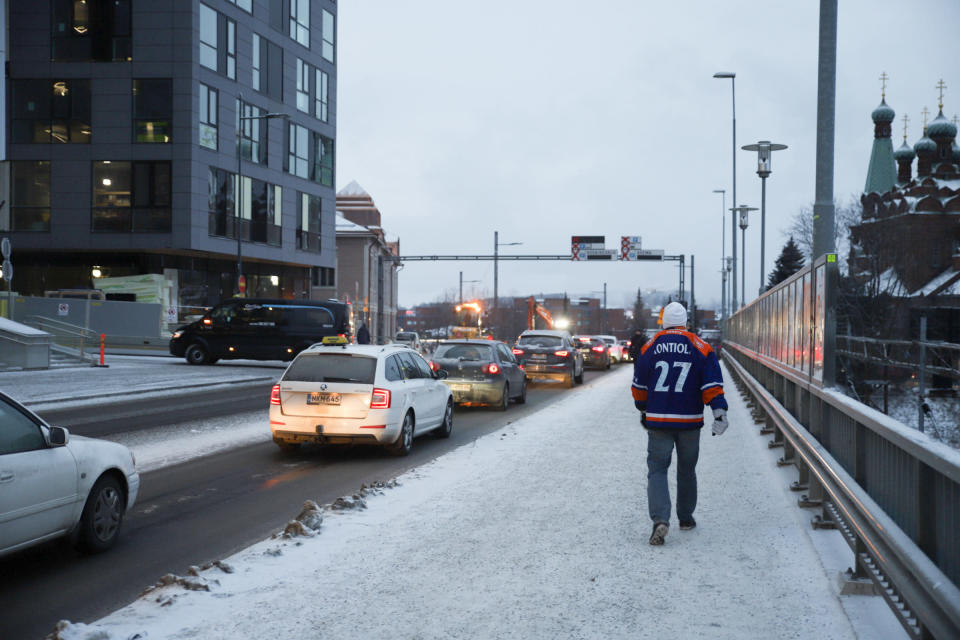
(170, 298, 353, 364)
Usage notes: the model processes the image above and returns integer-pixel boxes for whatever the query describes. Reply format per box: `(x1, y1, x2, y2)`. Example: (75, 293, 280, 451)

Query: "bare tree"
(783, 195, 861, 275)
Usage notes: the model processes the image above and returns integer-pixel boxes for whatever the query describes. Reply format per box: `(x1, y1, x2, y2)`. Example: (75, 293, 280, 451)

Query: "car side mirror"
(47, 426, 69, 447)
(435, 369, 448, 379)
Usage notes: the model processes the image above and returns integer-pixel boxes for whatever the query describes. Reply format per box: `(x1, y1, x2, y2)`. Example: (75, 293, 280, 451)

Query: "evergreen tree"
(767, 237, 806, 288)
(632, 289, 648, 329)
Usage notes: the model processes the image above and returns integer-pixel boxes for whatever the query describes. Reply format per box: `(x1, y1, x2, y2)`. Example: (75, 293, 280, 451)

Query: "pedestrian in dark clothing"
(631, 302, 729, 546)
(357, 323, 371, 344)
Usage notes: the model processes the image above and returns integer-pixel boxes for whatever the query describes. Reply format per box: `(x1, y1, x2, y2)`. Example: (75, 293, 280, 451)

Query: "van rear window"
(283, 354, 377, 383)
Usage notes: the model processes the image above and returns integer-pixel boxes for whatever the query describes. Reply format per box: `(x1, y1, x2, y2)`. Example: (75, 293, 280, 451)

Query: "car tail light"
(370, 388, 391, 409)
(202, 317, 212, 325)
(270, 384, 282, 405)
(484, 363, 501, 374)
(626, 341, 632, 347)
(429, 361, 439, 372)
(554, 350, 569, 357)
(592, 346, 605, 353)
(512, 348, 524, 355)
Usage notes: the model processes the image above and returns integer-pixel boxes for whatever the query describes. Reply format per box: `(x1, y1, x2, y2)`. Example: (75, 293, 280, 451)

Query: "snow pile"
(50, 367, 903, 640)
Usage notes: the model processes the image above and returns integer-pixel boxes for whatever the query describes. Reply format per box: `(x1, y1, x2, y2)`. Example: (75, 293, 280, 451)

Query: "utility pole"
(493, 231, 499, 314)
(690, 255, 696, 332)
(602, 282, 607, 334)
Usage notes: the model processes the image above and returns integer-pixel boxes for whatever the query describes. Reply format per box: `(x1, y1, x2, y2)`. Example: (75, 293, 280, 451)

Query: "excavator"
(527, 296, 554, 330)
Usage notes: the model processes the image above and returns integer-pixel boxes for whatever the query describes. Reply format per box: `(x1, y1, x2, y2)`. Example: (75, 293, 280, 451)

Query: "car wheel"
(388, 412, 414, 456)
(76, 475, 124, 554)
(565, 371, 575, 388)
(516, 378, 527, 404)
(435, 399, 454, 438)
(496, 383, 509, 411)
(185, 343, 211, 365)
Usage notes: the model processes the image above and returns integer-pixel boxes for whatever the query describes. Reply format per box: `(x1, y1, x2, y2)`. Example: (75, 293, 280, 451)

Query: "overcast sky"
(336, 0, 960, 311)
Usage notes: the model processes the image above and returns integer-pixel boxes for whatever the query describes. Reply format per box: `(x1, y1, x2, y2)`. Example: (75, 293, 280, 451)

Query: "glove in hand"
(634, 400, 645, 412)
(711, 408, 729, 436)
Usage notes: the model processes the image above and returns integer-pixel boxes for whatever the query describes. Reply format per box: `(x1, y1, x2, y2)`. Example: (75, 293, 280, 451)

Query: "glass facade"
(92, 161, 171, 232)
(51, 0, 131, 62)
(11, 79, 91, 144)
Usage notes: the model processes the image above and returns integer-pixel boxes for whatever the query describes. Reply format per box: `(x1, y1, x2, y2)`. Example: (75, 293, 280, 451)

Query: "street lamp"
(493, 230, 522, 325)
(712, 188, 726, 322)
(459, 271, 481, 308)
(235, 93, 288, 297)
(713, 71, 738, 312)
(731, 205, 757, 308)
(742, 140, 788, 294)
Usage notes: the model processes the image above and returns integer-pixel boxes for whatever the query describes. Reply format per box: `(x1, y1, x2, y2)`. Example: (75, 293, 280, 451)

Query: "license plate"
(306, 392, 341, 405)
(450, 384, 471, 392)
(530, 354, 546, 359)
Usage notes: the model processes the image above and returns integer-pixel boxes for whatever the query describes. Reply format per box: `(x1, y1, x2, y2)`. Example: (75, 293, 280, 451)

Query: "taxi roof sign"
(321, 335, 349, 345)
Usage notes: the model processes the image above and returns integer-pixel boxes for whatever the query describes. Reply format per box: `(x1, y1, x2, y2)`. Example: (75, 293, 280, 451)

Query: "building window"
(239, 177, 283, 246)
(296, 59, 310, 113)
(92, 161, 171, 232)
(236, 100, 267, 164)
(312, 267, 335, 287)
(10, 162, 51, 232)
(252, 34, 262, 91)
(287, 123, 309, 179)
(133, 79, 172, 143)
(321, 9, 335, 62)
(226, 19, 237, 80)
(199, 4, 218, 70)
(51, 0, 131, 62)
(207, 167, 235, 238)
(11, 79, 91, 144)
(298, 191, 321, 252)
(290, 0, 310, 48)
(226, 0, 252, 13)
(199, 84, 218, 150)
(312, 133, 334, 187)
(315, 69, 328, 122)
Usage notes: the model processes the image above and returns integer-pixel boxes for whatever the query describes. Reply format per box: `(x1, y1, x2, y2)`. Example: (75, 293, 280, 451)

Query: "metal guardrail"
(724, 254, 960, 638)
(724, 348, 960, 639)
(25, 315, 98, 364)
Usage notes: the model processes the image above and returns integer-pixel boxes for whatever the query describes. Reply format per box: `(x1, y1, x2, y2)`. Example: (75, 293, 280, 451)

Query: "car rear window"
(435, 344, 494, 361)
(396, 332, 417, 341)
(283, 354, 377, 383)
(519, 335, 562, 348)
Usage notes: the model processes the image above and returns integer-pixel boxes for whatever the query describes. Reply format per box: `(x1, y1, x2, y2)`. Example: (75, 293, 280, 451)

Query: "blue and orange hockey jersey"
(631, 329, 728, 429)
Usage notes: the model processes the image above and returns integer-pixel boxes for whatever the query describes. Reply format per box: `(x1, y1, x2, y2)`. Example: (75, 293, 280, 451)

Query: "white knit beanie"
(661, 302, 688, 328)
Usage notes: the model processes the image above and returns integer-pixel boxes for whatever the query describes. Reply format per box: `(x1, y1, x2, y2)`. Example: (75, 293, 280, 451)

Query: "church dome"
(871, 100, 895, 123)
(894, 141, 916, 161)
(926, 111, 957, 140)
(914, 134, 937, 154)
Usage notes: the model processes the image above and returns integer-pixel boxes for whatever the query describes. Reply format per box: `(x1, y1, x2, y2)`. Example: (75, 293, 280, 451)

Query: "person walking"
(357, 322, 371, 344)
(631, 301, 729, 545)
(628, 328, 645, 361)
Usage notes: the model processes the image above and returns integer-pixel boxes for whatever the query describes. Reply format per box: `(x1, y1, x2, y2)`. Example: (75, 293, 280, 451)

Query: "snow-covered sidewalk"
(57, 365, 903, 640)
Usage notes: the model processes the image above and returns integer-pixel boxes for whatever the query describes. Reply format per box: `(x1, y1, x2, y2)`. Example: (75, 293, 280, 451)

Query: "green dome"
(894, 141, 915, 161)
(914, 134, 937, 154)
(871, 100, 895, 123)
(927, 111, 957, 140)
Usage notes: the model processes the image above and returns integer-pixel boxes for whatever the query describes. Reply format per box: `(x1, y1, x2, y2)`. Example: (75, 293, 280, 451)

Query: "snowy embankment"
(53, 366, 903, 640)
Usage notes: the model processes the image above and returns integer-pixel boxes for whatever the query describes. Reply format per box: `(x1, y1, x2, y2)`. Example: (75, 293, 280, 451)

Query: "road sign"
(622, 249, 664, 261)
(1, 260, 11, 281)
(238, 275, 247, 294)
(58, 303, 69, 316)
(1, 238, 10, 259)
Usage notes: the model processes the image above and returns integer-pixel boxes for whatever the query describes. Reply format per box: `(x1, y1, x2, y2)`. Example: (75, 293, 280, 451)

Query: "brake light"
(484, 363, 500, 374)
(270, 384, 282, 405)
(512, 348, 524, 355)
(370, 388, 391, 409)
(429, 361, 439, 372)
(554, 350, 569, 357)
(202, 318, 212, 325)
(592, 346, 605, 353)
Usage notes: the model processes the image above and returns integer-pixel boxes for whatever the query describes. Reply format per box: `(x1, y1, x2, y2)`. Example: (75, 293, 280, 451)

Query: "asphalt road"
(0, 367, 623, 640)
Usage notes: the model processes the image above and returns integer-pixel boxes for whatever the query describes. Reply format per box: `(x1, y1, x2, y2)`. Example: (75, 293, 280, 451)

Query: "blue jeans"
(646, 428, 701, 524)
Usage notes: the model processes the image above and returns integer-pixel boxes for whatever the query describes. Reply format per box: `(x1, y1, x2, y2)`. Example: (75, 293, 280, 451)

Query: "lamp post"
(730, 205, 757, 307)
(712, 188, 726, 321)
(493, 230, 522, 331)
(235, 93, 288, 297)
(742, 140, 788, 294)
(713, 71, 737, 311)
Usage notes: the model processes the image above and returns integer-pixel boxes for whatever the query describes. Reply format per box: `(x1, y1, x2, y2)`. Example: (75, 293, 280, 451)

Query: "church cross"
(879, 72, 889, 100)
(902, 114, 910, 142)
(936, 79, 947, 110)
(922, 106, 930, 131)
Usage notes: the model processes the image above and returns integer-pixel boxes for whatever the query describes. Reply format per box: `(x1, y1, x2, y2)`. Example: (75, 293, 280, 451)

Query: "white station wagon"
(270, 342, 454, 456)
(0, 392, 140, 558)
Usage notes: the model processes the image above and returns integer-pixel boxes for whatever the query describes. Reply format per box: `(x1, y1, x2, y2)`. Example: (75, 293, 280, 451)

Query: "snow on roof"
(914, 267, 960, 296)
(337, 180, 369, 197)
(335, 212, 369, 233)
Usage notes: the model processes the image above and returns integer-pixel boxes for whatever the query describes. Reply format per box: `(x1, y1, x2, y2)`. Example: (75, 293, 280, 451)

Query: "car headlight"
(172, 330, 183, 339)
